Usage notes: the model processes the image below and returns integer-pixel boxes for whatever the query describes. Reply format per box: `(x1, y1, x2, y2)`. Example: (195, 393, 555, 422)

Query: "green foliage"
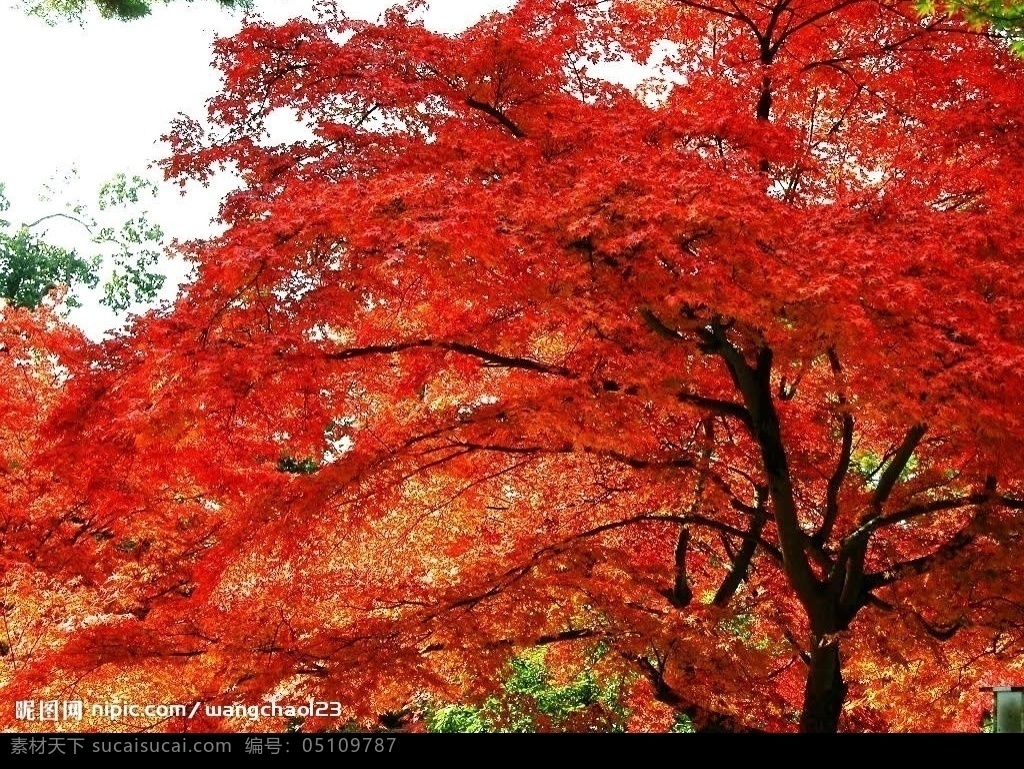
(426, 705, 489, 733)
(0, 224, 100, 310)
(716, 606, 788, 656)
(917, 0, 1024, 54)
(95, 174, 166, 312)
(0, 174, 166, 313)
(424, 648, 630, 733)
(981, 711, 996, 733)
(18, 0, 251, 23)
(671, 713, 697, 733)
(277, 456, 320, 474)
(851, 449, 920, 488)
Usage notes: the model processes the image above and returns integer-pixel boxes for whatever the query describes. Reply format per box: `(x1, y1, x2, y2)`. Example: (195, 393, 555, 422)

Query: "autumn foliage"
(3, 0, 1024, 733)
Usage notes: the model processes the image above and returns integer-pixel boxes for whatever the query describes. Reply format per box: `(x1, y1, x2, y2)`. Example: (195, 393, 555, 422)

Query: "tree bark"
(800, 634, 847, 733)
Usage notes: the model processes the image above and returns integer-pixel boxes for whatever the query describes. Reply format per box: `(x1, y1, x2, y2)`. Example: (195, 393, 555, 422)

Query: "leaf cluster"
(918, 0, 1024, 53)
(424, 648, 629, 733)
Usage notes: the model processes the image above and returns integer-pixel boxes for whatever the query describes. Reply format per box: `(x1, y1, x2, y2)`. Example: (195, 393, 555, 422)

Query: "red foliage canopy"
(3, 0, 1024, 732)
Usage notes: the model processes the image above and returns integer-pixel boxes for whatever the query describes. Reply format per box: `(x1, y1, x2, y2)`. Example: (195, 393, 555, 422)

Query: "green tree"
(0, 174, 166, 312)
(425, 649, 630, 733)
(17, 0, 249, 22)
(919, 0, 1024, 52)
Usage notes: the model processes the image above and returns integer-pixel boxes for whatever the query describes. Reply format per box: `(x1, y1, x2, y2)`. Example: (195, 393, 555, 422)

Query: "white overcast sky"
(0, 0, 517, 212)
(0, 0, 522, 336)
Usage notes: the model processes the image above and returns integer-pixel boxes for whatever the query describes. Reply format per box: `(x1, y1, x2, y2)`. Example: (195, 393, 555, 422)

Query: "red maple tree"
(3, 0, 1024, 733)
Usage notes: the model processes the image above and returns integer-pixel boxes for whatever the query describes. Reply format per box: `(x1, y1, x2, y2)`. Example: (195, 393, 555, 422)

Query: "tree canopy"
(0, 175, 166, 312)
(2, 0, 1024, 733)
(924, 0, 1024, 50)
(17, 0, 249, 22)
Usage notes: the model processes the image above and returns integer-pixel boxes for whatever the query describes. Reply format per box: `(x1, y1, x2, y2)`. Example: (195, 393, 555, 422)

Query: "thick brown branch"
(713, 491, 768, 607)
(777, 0, 874, 49)
(677, 391, 752, 426)
(631, 653, 762, 732)
(568, 513, 784, 562)
(435, 511, 785, 620)
(465, 97, 526, 138)
(870, 494, 988, 532)
(699, 321, 823, 614)
(833, 424, 928, 622)
(870, 423, 928, 511)
(846, 492, 989, 545)
(422, 512, 782, 625)
(817, 348, 853, 546)
(421, 627, 604, 654)
(912, 612, 966, 641)
(864, 525, 978, 590)
(671, 528, 694, 608)
(817, 412, 852, 546)
(640, 307, 687, 341)
(324, 340, 570, 376)
(441, 441, 694, 470)
(669, 0, 760, 33)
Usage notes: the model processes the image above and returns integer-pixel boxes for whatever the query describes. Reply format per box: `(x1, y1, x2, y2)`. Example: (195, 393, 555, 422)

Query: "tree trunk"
(800, 635, 847, 733)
